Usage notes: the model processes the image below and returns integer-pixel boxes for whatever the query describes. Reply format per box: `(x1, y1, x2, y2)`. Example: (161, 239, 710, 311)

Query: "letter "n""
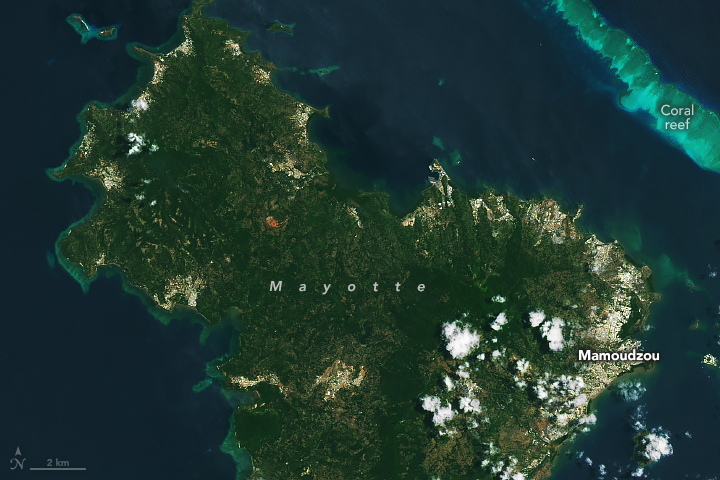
(270, 281, 282, 291)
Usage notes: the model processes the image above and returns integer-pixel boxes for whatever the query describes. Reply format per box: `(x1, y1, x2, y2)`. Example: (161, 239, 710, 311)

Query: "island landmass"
(51, 1, 659, 478)
(282, 65, 341, 76)
(267, 20, 294, 35)
(631, 428, 673, 471)
(66, 14, 120, 44)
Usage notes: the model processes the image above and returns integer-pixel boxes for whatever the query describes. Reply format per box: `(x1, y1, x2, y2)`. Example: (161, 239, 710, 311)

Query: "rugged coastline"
(51, 2, 658, 478)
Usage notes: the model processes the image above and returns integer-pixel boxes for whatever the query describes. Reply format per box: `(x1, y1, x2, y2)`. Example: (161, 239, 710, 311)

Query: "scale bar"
(30, 468, 87, 471)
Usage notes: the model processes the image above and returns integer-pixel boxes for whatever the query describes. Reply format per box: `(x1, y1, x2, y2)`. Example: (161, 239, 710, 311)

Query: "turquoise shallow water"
(1, 0, 240, 478)
(207, 0, 720, 476)
(4, 0, 720, 478)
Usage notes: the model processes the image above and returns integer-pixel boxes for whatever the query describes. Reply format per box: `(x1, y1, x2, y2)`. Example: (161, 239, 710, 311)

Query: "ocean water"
(588, 0, 720, 112)
(206, 0, 720, 477)
(4, 0, 720, 479)
(1, 0, 239, 478)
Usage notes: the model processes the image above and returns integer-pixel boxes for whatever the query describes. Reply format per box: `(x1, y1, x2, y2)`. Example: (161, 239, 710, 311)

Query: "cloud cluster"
(131, 98, 149, 111)
(639, 430, 673, 463)
(629, 405, 646, 431)
(491, 312, 508, 331)
(443, 321, 481, 358)
(422, 395, 456, 426)
(516, 358, 530, 374)
(535, 384, 548, 399)
(529, 310, 546, 327)
(127, 133, 146, 156)
(615, 379, 646, 402)
(459, 396, 482, 413)
(570, 393, 588, 408)
(540, 317, 565, 351)
(578, 413, 597, 425)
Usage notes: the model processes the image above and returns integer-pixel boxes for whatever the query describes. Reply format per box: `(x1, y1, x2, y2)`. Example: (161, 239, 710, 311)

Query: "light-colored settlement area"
(49, 2, 660, 478)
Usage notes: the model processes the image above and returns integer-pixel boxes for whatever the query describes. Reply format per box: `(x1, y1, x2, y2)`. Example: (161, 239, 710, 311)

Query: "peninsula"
(51, 1, 657, 478)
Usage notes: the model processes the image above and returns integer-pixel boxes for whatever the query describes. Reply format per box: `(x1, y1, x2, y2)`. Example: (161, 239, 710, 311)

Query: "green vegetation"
(51, 2, 656, 479)
(267, 20, 294, 35)
(65, 14, 120, 44)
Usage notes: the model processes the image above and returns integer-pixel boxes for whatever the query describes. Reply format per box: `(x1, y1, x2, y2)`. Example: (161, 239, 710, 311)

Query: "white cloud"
(570, 393, 588, 408)
(578, 413, 597, 425)
(444, 376, 454, 391)
(491, 312, 508, 331)
(459, 397, 482, 413)
(516, 358, 530, 374)
(499, 470, 521, 480)
(421, 395, 456, 426)
(131, 98, 149, 111)
(561, 375, 584, 394)
(433, 405, 456, 426)
(640, 431, 673, 462)
(631, 467, 644, 477)
(492, 350, 501, 359)
(535, 385, 548, 399)
(630, 405, 646, 431)
(529, 310, 546, 327)
(127, 133, 146, 156)
(422, 396, 441, 412)
(616, 379, 646, 402)
(492, 295, 506, 303)
(540, 317, 565, 351)
(443, 321, 481, 359)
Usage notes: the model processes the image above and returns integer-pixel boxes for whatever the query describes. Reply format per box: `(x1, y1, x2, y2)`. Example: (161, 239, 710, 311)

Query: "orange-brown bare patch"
(265, 216, 288, 228)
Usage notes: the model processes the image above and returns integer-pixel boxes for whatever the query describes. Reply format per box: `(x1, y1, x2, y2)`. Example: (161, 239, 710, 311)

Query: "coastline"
(47, 1, 663, 478)
(48, 2, 252, 478)
(65, 14, 121, 44)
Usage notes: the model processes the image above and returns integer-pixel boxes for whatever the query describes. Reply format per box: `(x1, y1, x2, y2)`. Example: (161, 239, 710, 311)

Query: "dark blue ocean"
(589, 0, 720, 113)
(1, 0, 240, 478)
(3, 0, 720, 478)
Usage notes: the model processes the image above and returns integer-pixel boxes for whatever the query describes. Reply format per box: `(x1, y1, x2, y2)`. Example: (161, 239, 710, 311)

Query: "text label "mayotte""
(269, 281, 426, 295)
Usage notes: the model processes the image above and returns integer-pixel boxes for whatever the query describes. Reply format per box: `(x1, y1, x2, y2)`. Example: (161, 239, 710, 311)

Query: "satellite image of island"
(3, 0, 720, 479)
(65, 14, 120, 44)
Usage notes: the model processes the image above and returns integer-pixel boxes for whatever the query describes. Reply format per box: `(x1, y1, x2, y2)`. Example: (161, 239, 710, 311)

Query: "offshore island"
(51, 1, 658, 479)
(267, 20, 294, 35)
(66, 14, 120, 44)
